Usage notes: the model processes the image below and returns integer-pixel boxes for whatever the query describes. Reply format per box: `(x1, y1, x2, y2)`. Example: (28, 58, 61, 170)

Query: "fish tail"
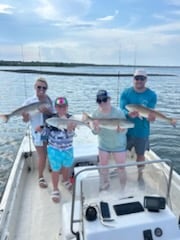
(0, 114, 9, 123)
(82, 112, 93, 129)
(82, 112, 92, 122)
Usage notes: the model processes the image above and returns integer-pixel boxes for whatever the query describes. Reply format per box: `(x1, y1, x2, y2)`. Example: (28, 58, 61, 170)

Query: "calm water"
(0, 65, 180, 194)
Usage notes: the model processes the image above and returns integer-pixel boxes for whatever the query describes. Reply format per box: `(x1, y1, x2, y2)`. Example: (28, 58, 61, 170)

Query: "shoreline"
(0, 60, 180, 68)
(0, 69, 176, 77)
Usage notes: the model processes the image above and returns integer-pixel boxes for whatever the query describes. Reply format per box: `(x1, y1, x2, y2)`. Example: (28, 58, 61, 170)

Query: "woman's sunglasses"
(134, 75, 146, 81)
(37, 85, 47, 90)
(96, 97, 108, 104)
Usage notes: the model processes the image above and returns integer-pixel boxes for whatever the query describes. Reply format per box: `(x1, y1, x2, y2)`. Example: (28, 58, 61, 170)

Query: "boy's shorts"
(47, 146, 74, 171)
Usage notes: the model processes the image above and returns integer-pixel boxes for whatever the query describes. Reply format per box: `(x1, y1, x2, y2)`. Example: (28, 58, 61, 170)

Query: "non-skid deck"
(14, 158, 71, 240)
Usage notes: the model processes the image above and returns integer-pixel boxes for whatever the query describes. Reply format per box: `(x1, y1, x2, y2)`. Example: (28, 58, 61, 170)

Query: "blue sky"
(0, 0, 180, 65)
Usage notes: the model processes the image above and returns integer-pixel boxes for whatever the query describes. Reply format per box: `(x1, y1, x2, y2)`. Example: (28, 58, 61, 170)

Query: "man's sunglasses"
(134, 75, 146, 81)
(96, 96, 108, 104)
(37, 86, 47, 90)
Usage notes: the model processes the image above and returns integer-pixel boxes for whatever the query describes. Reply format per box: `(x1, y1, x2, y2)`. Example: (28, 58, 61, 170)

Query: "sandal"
(39, 177, 48, 188)
(62, 181, 73, 192)
(51, 190, 60, 203)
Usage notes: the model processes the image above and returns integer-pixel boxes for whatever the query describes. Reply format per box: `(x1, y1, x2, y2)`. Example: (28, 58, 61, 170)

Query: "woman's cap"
(134, 69, 147, 77)
(55, 97, 68, 106)
(96, 90, 110, 99)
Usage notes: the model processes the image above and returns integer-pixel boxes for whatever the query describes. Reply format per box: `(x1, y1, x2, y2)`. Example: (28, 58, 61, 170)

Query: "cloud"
(97, 10, 119, 22)
(146, 21, 180, 34)
(34, 0, 59, 20)
(168, 0, 180, 6)
(0, 4, 14, 14)
(34, 0, 92, 21)
(0, 0, 180, 65)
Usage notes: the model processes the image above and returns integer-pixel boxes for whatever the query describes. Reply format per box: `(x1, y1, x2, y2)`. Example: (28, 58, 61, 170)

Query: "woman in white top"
(22, 77, 53, 188)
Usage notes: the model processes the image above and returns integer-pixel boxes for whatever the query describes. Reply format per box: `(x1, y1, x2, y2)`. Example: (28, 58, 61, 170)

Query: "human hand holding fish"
(116, 125, 126, 132)
(147, 112, 156, 122)
(38, 104, 52, 114)
(67, 121, 77, 132)
(128, 110, 139, 119)
(92, 120, 100, 133)
(22, 112, 30, 122)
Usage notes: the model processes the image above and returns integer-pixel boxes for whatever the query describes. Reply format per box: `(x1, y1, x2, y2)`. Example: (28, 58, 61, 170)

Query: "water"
(0, 65, 180, 195)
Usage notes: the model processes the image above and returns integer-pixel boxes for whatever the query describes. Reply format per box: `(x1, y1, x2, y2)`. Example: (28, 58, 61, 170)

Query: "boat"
(0, 125, 180, 240)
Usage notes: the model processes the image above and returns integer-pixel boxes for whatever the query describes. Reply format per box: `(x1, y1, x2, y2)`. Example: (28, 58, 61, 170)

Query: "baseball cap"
(96, 90, 110, 99)
(134, 69, 147, 77)
(96, 90, 110, 103)
(55, 97, 68, 106)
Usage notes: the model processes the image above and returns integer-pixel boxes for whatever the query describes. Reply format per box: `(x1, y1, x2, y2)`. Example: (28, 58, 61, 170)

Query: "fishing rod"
(116, 45, 122, 107)
(21, 45, 28, 99)
(116, 71, 120, 107)
(21, 45, 33, 170)
(38, 46, 42, 73)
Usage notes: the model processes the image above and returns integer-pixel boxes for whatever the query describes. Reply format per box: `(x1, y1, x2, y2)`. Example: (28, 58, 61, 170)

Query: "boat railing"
(70, 158, 173, 239)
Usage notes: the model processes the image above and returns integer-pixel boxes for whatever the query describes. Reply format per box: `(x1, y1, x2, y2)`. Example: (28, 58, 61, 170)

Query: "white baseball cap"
(134, 69, 147, 77)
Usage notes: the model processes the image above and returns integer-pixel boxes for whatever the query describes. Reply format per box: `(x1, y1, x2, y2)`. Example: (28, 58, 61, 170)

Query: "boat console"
(82, 196, 178, 240)
(62, 159, 180, 240)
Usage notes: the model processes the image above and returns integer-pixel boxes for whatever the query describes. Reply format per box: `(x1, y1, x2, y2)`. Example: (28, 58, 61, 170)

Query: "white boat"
(0, 126, 180, 240)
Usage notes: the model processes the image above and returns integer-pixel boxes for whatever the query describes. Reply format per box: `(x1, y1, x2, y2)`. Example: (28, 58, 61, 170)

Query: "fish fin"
(0, 114, 9, 123)
(170, 118, 177, 128)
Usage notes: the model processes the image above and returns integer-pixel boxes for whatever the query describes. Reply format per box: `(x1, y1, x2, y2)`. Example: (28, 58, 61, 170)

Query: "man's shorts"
(127, 135, 149, 155)
(47, 146, 74, 171)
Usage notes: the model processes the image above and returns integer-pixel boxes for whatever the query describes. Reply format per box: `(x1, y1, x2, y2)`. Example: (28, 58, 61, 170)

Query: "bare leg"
(112, 151, 127, 190)
(61, 167, 69, 182)
(51, 171, 61, 203)
(136, 155, 145, 189)
(99, 150, 110, 190)
(36, 143, 47, 188)
(51, 171, 60, 191)
(136, 155, 145, 180)
(36, 143, 47, 178)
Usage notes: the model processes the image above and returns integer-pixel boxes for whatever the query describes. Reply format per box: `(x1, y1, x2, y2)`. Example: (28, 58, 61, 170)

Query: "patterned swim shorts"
(47, 146, 74, 171)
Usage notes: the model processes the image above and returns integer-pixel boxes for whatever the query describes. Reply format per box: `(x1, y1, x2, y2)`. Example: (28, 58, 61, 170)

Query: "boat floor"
(14, 161, 70, 240)
(5, 129, 180, 240)
(13, 153, 180, 240)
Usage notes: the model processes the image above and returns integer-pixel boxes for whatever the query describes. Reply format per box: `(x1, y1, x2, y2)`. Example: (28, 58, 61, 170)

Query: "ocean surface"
(0, 65, 180, 195)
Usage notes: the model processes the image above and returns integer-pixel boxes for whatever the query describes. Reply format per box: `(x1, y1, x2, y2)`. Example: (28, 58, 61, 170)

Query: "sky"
(0, 0, 180, 65)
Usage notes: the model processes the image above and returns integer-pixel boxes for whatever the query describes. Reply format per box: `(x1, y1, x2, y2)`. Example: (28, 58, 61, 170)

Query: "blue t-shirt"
(120, 87, 157, 138)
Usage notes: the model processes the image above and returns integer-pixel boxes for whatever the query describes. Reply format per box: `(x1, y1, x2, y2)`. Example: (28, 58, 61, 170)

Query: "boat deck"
(0, 127, 180, 240)
(14, 159, 69, 240)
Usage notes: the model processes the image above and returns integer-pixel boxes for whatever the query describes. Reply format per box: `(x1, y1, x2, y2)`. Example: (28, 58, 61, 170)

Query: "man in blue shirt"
(120, 69, 157, 184)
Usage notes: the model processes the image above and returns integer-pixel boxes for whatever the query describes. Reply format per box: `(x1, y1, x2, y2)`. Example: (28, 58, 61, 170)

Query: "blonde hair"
(35, 77, 48, 89)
